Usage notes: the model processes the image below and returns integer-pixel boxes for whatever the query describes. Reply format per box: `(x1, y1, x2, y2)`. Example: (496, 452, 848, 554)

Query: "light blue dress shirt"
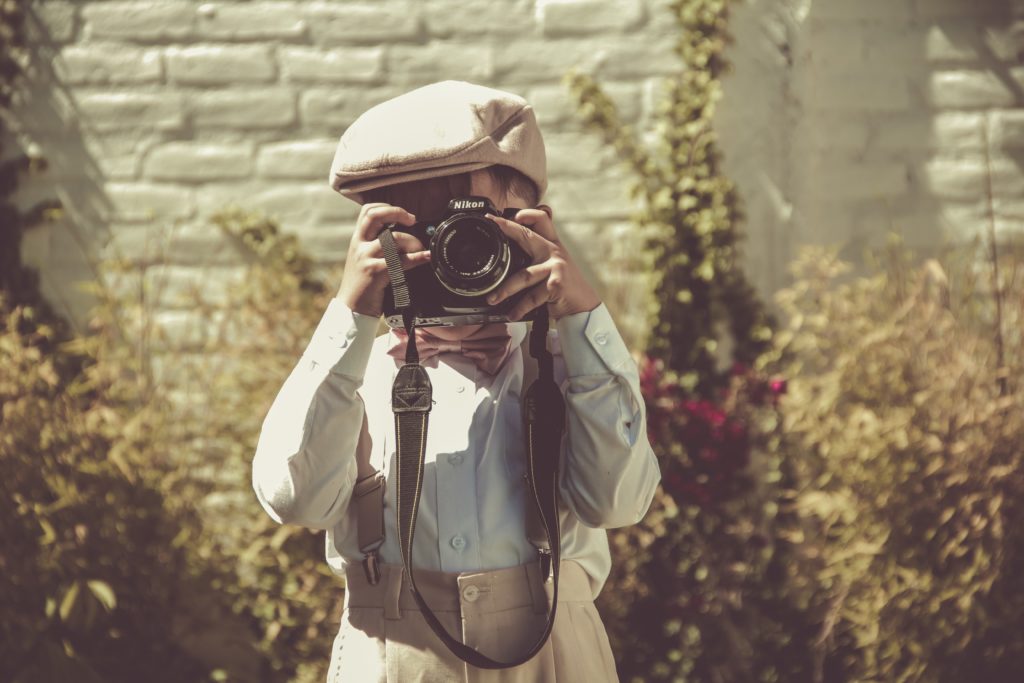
(251, 298, 661, 597)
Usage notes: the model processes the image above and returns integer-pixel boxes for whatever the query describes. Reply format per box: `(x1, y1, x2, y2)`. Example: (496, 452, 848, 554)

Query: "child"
(252, 80, 661, 682)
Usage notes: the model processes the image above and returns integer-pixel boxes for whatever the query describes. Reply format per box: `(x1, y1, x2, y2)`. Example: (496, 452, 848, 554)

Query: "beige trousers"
(326, 560, 619, 683)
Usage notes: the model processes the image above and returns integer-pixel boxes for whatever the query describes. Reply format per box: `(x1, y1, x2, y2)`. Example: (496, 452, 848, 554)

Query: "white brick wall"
(718, 0, 1024, 288)
(13, 0, 1024, 349)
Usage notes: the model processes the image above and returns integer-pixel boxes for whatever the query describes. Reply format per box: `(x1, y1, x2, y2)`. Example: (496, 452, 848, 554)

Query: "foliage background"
(5, 0, 1024, 681)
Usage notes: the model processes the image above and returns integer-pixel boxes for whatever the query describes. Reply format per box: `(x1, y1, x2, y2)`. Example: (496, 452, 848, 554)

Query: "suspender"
(351, 227, 565, 670)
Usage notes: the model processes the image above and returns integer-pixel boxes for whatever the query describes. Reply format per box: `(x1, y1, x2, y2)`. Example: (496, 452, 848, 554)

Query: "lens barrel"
(431, 215, 511, 297)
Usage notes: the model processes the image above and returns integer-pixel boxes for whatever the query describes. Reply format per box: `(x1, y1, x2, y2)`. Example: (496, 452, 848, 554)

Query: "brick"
(989, 110, 1024, 150)
(32, 1, 77, 43)
(195, 2, 306, 40)
(143, 143, 254, 182)
(808, 72, 911, 111)
(995, 201, 1024, 240)
(806, 161, 909, 200)
(388, 43, 495, 85)
(167, 223, 250, 264)
(82, 133, 157, 179)
(99, 223, 171, 264)
(913, 0, 1004, 20)
(76, 92, 184, 132)
(543, 132, 614, 175)
(872, 112, 984, 154)
(537, 0, 645, 36)
(805, 26, 865, 66)
(166, 45, 275, 85)
(305, 2, 421, 45)
(250, 184, 345, 223)
(141, 265, 248, 309)
(56, 45, 162, 84)
(927, 70, 1016, 108)
(527, 82, 644, 126)
(542, 174, 638, 219)
(313, 192, 360, 223)
(865, 24, 988, 65)
(914, 159, 988, 200)
(83, 2, 195, 41)
(809, 0, 912, 22)
(191, 90, 296, 128)
(280, 46, 384, 83)
(423, 0, 535, 37)
(150, 309, 231, 350)
(599, 39, 683, 79)
(197, 182, 306, 222)
(290, 226, 352, 263)
(256, 140, 337, 179)
(494, 41, 605, 82)
(598, 37, 684, 78)
(299, 87, 405, 129)
(986, 26, 1024, 63)
(100, 222, 245, 265)
(105, 183, 195, 222)
(853, 197, 995, 248)
(799, 116, 870, 152)
(990, 157, 1024, 199)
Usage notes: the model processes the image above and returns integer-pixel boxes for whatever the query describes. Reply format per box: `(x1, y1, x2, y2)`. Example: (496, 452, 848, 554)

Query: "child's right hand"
(335, 203, 431, 318)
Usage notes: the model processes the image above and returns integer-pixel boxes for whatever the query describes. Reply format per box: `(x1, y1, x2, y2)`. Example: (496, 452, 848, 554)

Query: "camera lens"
(431, 215, 510, 297)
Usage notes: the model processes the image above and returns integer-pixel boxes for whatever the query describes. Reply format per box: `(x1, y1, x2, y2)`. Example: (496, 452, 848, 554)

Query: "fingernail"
(487, 294, 498, 303)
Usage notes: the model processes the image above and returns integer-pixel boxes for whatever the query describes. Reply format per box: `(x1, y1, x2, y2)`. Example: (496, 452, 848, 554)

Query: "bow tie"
(386, 323, 516, 375)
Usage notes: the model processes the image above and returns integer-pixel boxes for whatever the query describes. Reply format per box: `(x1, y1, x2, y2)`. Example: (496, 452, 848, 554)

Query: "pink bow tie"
(386, 323, 515, 375)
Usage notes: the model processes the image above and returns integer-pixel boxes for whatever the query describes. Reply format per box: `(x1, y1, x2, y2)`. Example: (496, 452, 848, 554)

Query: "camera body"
(382, 196, 538, 328)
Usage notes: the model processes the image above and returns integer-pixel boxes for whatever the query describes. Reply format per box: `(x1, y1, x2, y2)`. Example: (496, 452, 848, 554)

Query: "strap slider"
(538, 548, 553, 584)
(363, 550, 381, 586)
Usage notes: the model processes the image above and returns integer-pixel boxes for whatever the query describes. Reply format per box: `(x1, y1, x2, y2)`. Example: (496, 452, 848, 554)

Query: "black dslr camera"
(382, 196, 539, 328)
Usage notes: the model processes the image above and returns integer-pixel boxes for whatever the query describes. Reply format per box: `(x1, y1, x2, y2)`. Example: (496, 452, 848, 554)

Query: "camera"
(382, 196, 539, 328)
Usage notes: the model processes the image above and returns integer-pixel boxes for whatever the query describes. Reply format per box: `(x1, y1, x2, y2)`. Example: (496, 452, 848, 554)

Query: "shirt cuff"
(555, 302, 633, 377)
(300, 298, 380, 379)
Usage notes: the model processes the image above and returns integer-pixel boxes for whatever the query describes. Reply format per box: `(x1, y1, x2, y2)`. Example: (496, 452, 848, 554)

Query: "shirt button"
(346, 327, 357, 341)
(448, 453, 464, 466)
(462, 585, 480, 602)
(456, 385, 466, 393)
(594, 331, 608, 345)
(450, 535, 467, 551)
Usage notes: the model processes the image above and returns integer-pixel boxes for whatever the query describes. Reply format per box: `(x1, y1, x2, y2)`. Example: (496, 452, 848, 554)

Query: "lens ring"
(431, 215, 509, 297)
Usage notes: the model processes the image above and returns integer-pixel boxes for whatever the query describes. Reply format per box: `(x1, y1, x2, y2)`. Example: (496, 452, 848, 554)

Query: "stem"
(980, 113, 1007, 397)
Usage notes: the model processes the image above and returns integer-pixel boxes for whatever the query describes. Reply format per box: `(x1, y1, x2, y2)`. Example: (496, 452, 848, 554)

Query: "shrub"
(766, 239, 1024, 682)
(0, 296, 214, 682)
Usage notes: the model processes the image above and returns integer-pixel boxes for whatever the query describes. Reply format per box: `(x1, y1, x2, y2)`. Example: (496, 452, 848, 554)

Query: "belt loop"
(526, 560, 548, 615)
(385, 564, 404, 620)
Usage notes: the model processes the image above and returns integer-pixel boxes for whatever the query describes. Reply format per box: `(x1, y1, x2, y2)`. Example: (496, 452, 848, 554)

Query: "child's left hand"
(484, 206, 602, 322)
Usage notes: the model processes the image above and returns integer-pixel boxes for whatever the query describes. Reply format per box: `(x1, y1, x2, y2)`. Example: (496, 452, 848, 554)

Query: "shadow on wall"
(793, 0, 1024, 282)
(13, 7, 113, 333)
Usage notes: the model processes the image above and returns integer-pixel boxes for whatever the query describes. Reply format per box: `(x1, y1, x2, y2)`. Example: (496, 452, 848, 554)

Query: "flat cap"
(329, 80, 547, 204)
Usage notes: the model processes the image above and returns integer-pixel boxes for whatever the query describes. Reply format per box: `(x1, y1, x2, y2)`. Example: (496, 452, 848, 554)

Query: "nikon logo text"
(451, 199, 486, 211)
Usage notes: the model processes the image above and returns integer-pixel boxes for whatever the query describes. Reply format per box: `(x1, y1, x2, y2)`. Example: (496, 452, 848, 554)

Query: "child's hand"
(484, 206, 602, 322)
(335, 203, 431, 317)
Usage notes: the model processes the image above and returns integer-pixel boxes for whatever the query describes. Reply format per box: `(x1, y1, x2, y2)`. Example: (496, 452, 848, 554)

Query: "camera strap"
(376, 226, 566, 670)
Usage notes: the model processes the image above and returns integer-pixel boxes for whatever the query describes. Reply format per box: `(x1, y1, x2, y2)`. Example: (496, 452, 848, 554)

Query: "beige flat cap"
(329, 80, 547, 204)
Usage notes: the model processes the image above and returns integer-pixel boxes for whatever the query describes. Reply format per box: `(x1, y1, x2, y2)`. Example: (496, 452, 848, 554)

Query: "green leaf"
(86, 580, 117, 612)
(58, 581, 81, 623)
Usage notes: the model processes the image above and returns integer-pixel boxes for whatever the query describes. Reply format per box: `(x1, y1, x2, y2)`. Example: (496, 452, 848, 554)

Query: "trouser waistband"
(343, 560, 593, 621)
